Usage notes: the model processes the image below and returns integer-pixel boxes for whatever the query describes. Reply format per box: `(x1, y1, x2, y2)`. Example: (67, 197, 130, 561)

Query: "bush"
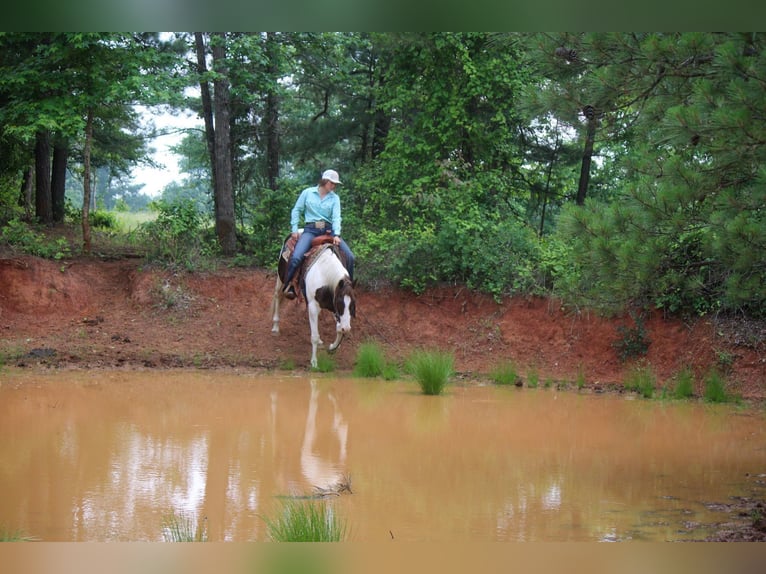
(135, 199, 217, 270)
(0, 219, 71, 259)
(612, 312, 651, 362)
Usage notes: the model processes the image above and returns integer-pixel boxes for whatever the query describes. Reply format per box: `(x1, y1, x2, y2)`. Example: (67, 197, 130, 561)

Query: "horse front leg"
(271, 275, 283, 334)
(308, 301, 323, 368)
(328, 324, 344, 353)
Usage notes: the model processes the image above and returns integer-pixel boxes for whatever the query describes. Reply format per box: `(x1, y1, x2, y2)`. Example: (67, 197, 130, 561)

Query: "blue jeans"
(285, 227, 355, 284)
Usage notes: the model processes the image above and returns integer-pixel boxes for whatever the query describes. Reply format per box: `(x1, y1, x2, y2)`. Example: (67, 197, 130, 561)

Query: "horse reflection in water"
(300, 380, 350, 494)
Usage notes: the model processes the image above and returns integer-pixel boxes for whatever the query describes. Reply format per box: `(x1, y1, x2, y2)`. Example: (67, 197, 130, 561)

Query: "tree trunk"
(576, 115, 597, 206)
(51, 138, 68, 223)
(195, 33, 217, 190)
(34, 130, 53, 224)
(19, 165, 34, 221)
(82, 109, 94, 254)
(265, 32, 280, 191)
(212, 33, 236, 256)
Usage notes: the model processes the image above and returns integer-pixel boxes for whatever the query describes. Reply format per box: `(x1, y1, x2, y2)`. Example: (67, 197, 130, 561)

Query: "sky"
(130, 105, 203, 197)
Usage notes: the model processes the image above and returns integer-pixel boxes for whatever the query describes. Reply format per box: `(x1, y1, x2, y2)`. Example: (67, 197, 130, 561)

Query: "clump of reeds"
(312, 352, 335, 373)
(353, 341, 387, 377)
(703, 370, 731, 403)
(408, 349, 453, 395)
(161, 512, 207, 542)
(672, 366, 695, 399)
(263, 500, 347, 542)
(489, 360, 519, 386)
(624, 365, 656, 399)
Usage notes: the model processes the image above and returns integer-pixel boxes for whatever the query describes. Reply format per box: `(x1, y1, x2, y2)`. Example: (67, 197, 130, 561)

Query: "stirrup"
(283, 284, 297, 300)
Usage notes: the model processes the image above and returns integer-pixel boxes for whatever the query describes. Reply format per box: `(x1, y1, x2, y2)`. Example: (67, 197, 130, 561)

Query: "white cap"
(321, 169, 341, 184)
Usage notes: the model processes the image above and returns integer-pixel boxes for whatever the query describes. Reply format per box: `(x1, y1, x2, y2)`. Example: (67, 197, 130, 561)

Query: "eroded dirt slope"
(1, 256, 764, 399)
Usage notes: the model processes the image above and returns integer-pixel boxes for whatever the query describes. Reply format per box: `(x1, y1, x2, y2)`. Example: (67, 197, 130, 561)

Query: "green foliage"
(612, 312, 651, 362)
(161, 512, 207, 542)
(135, 199, 217, 270)
(489, 360, 519, 386)
(0, 219, 71, 259)
(263, 500, 346, 542)
(526, 366, 539, 388)
(353, 341, 387, 378)
(311, 352, 335, 373)
(672, 367, 696, 399)
(408, 349, 453, 395)
(703, 370, 730, 403)
(623, 365, 656, 399)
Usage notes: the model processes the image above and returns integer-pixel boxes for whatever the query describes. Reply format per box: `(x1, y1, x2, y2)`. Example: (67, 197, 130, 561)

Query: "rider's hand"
(332, 235, 341, 246)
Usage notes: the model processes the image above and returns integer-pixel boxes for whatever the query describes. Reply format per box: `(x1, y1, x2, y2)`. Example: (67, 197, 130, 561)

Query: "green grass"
(353, 341, 387, 377)
(489, 360, 519, 386)
(1, 527, 35, 542)
(526, 366, 539, 388)
(311, 352, 335, 373)
(113, 210, 157, 231)
(263, 500, 347, 542)
(672, 367, 696, 399)
(703, 370, 730, 403)
(408, 350, 453, 395)
(624, 365, 656, 399)
(161, 512, 207, 542)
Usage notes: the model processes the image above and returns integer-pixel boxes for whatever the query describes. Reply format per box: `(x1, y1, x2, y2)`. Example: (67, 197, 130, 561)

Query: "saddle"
(279, 233, 348, 300)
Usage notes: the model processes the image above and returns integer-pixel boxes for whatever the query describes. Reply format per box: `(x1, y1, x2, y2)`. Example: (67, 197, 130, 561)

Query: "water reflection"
(0, 370, 764, 542)
(300, 380, 348, 490)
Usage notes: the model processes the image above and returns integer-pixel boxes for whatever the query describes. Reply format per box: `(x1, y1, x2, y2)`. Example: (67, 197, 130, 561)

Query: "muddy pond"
(1, 369, 765, 542)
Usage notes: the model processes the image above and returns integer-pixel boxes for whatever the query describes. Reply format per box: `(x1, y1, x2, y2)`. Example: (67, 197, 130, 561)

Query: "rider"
(282, 169, 355, 300)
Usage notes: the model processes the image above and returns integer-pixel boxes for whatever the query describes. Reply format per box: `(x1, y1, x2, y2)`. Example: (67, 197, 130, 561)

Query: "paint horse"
(271, 233, 356, 368)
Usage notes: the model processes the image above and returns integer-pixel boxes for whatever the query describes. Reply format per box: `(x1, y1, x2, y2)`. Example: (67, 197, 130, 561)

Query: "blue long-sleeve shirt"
(290, 186, 342, 236)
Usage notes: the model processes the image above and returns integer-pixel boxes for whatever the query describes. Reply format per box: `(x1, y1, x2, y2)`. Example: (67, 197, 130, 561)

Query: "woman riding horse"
(282, 169, 355, 299)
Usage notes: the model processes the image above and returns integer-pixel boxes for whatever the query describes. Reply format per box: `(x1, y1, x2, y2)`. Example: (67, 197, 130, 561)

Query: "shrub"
(409, 350, 453, 395)
(263, 500, 346, 542)
(612, 311, 651, 362)
(135, 199, 217, 270)
(0, 219, 71, 259)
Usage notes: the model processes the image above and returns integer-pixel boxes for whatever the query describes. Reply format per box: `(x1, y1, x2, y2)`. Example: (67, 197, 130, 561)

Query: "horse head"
(333, 277, 356, 335)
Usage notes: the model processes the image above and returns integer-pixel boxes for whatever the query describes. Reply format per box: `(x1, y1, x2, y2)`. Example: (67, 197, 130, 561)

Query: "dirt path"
(1, 255, 763, 400)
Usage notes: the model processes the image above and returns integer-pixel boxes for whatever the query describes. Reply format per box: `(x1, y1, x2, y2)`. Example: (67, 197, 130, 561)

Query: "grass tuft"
(624, 365, 656, 399)
(703, 370, 730, 403)
(312, 352, 335, 373)
(353, 341, 387, 377)
(408, 349, 453, 395)
(161, 512, 207, 542)
(489, 360, 519, 386)
(263, 499, 346, 542)
(672, 366, 696, 399)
